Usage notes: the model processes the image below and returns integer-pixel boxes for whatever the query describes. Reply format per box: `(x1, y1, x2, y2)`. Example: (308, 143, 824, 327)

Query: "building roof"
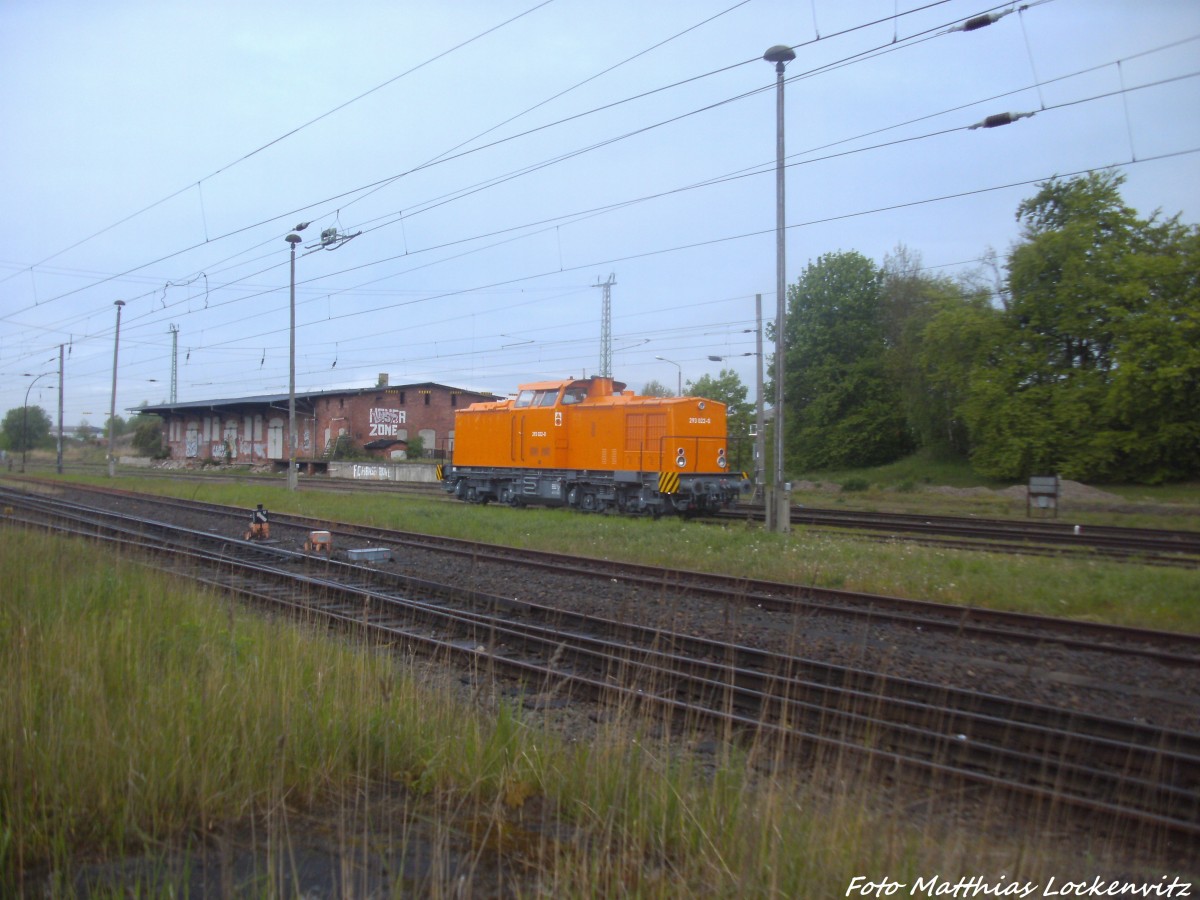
(134, 382, 499, 416)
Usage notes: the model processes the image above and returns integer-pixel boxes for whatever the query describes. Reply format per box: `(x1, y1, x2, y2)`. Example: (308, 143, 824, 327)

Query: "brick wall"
(154, 384, 494, 463)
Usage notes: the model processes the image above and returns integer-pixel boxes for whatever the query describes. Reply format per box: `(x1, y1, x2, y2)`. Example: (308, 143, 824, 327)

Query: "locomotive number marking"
(531, 431, 548, 438)
(688, 417, 712, 424)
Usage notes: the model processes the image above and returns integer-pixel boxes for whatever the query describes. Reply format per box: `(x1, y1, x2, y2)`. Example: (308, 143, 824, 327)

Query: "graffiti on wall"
(369, 408, 406, 438)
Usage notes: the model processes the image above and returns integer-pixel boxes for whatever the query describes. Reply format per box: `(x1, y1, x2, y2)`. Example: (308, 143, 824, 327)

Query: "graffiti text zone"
(369, 408, 406, 437)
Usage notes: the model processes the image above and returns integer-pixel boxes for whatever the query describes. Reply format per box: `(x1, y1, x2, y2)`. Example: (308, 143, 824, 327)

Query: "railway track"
(723, 504, 1200, 567)
(5, 486, 1199, 840)
(12, 481, 1198, 670)
(12, 464, 1199, 566)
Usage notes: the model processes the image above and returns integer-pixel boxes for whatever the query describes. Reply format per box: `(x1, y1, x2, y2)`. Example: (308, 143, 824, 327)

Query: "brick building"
(138, 378, 498, 467)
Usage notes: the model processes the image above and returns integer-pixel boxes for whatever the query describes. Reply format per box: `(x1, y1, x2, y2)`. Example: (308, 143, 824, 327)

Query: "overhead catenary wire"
(116, 142, 1200, 382)
(7, 44, 1190, 381)
(9, 92, 1195, 393)
(0, 0, 559, 285)
(11, 21, 1189, 360)
(7, 3, 1190, 410)
(139, 60, 1200, 343)
(2, 0, 1016, 319)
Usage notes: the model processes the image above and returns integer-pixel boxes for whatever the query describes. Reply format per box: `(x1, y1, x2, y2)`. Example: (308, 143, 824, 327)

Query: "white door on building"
(267, 418, 284, 459)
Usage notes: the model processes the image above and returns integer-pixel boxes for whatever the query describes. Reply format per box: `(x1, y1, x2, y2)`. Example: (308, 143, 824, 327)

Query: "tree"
(913, 293, 1002, 457)
(131, 412, 164, 457)
(965, 172, 1200, 482)
(640, 379, 674, 398)
(104, 414, 128, 442)
(688, 369, 753, 472)
(880, 245, 985, 456)
(1100, 225, 1200, 482)
(1, 405, 52, 452)
(780, 251, 913, 470)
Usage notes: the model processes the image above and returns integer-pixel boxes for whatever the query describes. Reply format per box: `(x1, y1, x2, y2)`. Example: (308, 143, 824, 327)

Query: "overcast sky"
(2, 0, 1198, 427)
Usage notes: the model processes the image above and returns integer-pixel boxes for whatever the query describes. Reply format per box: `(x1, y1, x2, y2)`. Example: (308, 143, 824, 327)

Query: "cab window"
(537, 390, 558, 407)
(514, 390, 535, 408)
(561, 386, 587, 405)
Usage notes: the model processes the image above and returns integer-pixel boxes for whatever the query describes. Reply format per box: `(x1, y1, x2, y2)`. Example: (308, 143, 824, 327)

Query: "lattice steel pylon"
(594, 273, 616, 378)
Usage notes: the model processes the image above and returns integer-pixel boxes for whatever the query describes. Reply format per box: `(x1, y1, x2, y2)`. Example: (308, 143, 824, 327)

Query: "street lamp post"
(57, 343, 64, 474)
(285, 227, 306, 491)
(655, 356, 683, 396)
(764, 43, 795, 534)
(108, 300, 125, 478)
(754, 295, 766, 502)
(21, 371, 53, 473)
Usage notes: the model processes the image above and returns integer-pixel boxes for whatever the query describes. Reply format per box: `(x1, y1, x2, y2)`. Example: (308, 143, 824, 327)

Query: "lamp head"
(285, 233, 303, 246)
(763, 44, 795, 66)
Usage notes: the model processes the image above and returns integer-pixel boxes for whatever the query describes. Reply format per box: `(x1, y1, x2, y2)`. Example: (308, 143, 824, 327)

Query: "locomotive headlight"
(717, 448, 728, 469)
(676, 447, 687, 468)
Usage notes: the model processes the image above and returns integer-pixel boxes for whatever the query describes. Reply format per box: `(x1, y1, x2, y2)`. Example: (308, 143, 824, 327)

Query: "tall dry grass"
(2, 527, 1185, 896)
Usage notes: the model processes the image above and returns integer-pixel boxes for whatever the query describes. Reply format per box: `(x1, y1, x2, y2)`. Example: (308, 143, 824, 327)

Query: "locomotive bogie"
(445, 465, 741, 515)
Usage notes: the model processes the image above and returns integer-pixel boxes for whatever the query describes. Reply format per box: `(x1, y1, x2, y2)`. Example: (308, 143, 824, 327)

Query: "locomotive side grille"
(625, 414, 645, 450)
(646, 413, 667, 444)
(625, 413, 667, 450)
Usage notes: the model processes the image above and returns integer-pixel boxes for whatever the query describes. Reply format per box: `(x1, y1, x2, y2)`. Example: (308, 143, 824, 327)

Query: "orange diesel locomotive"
(440, 375, 745, 515)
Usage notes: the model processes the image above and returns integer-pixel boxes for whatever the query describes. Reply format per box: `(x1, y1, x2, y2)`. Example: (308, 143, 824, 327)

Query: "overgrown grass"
(795, 448, 1200, 524)
(796, 447, 1011, 491)
(5, 529, 1183, 895)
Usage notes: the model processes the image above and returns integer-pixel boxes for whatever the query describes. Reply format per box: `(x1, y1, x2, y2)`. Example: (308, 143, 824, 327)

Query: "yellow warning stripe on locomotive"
(435, 464, 444, 481)
(657, 471, 680, 494)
